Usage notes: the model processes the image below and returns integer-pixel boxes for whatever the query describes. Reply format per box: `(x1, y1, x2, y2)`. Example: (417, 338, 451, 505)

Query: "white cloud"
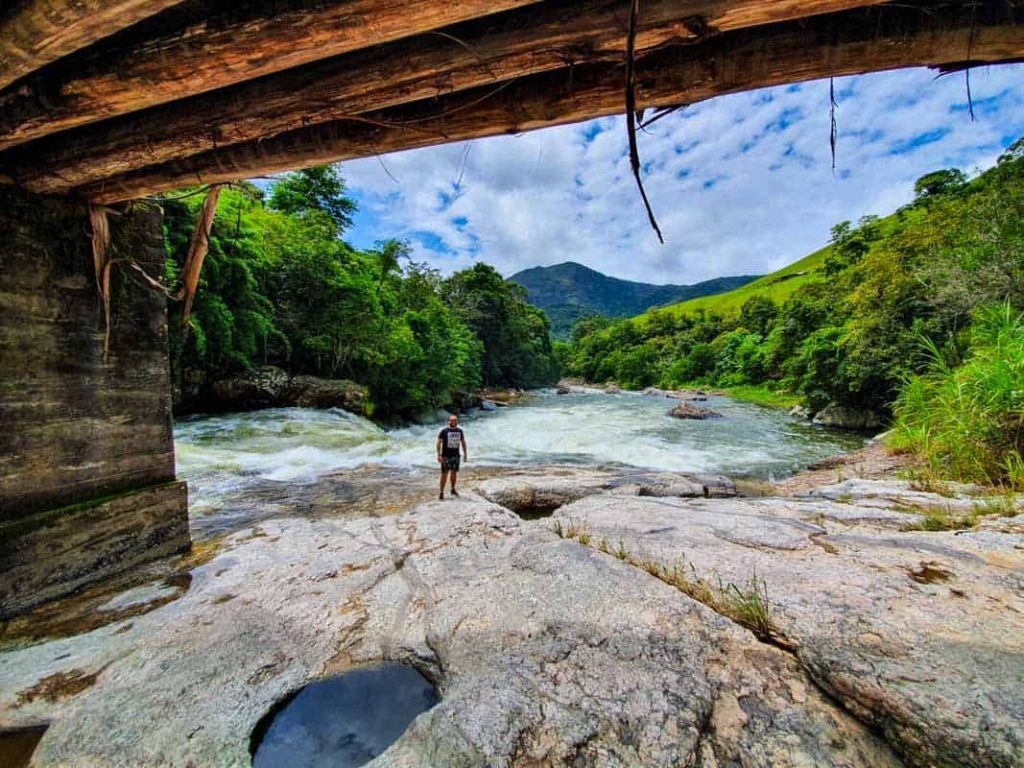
(341, 64, 1024, 284)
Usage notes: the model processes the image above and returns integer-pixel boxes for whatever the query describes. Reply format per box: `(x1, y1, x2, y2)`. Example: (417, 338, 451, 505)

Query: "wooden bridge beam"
(0, 0, 543, 151)
(6, 0, 888, 195)
(76, 1, 1024, 203)
(0, 0, 189, 90)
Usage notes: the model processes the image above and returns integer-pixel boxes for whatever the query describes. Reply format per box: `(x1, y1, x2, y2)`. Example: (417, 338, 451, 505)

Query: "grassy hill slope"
(653, 248, 829, 319)
(647, 210, 914, 321)
(511, 261, 760, 338)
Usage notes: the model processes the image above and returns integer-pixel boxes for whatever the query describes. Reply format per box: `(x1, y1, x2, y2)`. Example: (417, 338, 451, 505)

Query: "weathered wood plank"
(0, 0, 543, 151)
(8, 0, 888, 194)
(79, 1, 1024, 203)
(0, 0, 189, 90)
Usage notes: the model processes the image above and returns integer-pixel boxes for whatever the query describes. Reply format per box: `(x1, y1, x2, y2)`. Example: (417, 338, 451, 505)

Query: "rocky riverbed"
(1, 459, 1022, 767)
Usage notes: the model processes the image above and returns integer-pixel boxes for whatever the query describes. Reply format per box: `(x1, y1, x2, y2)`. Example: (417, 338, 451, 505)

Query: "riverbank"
(713, 384, 801, 409)
(772, 440, 912, 495)
(8, 392, 1020, 765)
(2, 451, 1022, 766)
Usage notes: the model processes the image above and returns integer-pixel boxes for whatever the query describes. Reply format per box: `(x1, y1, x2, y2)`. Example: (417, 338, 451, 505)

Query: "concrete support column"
(0, 185, 190, 619)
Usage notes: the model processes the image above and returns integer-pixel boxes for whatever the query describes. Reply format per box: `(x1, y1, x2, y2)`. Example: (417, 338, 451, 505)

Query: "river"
(174, 389, 866, 539)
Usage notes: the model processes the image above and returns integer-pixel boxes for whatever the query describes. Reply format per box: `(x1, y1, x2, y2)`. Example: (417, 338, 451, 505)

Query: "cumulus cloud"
(340, 64, 1024, 284)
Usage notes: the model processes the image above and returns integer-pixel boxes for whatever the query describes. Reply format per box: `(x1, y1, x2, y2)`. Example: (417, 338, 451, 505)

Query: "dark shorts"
(440, 455, 461, 472)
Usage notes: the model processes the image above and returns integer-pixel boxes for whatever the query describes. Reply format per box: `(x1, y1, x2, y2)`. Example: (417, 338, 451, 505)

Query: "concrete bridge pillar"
(0, 185, 190, 619)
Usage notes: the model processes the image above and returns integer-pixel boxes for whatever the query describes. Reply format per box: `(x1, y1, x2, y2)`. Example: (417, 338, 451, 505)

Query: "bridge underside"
(0, 0, 1022, 615)
(0, 0, 1022, 203)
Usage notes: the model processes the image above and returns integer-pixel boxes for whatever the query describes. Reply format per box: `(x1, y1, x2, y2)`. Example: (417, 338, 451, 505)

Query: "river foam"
(175, 390, 865, 522)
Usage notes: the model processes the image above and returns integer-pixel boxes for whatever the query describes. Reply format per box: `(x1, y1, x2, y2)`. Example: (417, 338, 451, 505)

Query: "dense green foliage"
(891, 304, 1024, 490)
(566, 140, 1024, 453)
(164, 167, 556, 417)
(510, 261, 760, 339)
(443, 263, 558, 387)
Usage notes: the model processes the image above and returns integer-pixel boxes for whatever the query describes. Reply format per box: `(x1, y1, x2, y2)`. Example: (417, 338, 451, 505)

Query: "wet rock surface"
(1, 470, 1020, 767)
(554, 487, 1024, 768)
(3, 499, 899, 767)
(668, 400, 723, 420)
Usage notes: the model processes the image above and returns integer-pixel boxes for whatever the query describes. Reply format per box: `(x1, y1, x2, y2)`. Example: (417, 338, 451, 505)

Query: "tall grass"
(891, 303, 1024, 490)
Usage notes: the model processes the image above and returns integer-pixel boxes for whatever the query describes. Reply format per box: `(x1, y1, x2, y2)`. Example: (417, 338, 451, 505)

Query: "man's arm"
(461, 433, 468, 461)
(436, 435, 444, 462)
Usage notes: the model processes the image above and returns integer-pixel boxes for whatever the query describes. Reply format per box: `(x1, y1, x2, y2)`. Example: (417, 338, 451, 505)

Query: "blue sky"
(339, 63, 1024, 285)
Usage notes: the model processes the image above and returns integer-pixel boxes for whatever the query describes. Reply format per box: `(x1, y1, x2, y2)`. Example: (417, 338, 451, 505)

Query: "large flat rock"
(1, 499, 895, 767)
(475, 466, 734, 517)
(554, 491, 1024, 768)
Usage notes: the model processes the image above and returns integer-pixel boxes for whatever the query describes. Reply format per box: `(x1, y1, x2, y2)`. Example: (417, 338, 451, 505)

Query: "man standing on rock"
(437, 414, 468, 500)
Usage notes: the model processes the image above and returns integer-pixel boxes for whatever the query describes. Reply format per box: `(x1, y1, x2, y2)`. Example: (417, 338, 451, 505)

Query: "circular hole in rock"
(250, 663, 439, 767)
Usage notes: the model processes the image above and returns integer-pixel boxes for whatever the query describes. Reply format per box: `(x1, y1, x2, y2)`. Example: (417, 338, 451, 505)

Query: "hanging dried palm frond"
(88, 204, 115, 356)
(174, 184, 223, 330)
(89, 205, 111, 293)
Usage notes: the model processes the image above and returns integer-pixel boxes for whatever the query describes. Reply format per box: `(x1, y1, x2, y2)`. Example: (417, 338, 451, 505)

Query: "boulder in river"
(556, 378, 586, 394)
(604, 382, 622, 394)
(812, 403, 884, 430)
(789, 404, 812, 420)
(555, 386, 570, 395)
(668, 400, 722, 420)
(290, 375, 365, 411)
(211, 365, 291, 409)
(209, 365, 367, 414)
(453, 391, 483, 410)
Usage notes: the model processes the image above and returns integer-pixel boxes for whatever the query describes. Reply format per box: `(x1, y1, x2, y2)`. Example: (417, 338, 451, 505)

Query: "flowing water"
(175, 389, 865, 537)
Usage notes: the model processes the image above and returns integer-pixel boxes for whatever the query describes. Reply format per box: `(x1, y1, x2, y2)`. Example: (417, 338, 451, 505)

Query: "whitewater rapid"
(175, 389, 865, 524)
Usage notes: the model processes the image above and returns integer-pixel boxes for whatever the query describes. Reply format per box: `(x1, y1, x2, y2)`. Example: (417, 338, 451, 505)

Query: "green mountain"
(510, 261, 760, 338)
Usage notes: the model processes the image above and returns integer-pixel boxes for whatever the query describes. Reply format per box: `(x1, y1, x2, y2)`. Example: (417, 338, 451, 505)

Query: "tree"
(443, 263, 558, 388)
(268, 165, 357, 236)
(739, 295, 778, 336)
(824, 215, 881, 276)
(913, 169, 967, 201)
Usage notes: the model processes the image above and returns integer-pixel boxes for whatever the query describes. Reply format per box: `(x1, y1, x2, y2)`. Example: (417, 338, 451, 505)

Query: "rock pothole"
(474, 468, 737, 520)
(0, 725, 47, 768)
(250, 663, 439, 768)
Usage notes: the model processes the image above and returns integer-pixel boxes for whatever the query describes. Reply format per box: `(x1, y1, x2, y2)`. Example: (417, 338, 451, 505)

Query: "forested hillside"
(564, 139, 1024, 488)
(164, 167, 557, 417)
(510, 261, 758, 338)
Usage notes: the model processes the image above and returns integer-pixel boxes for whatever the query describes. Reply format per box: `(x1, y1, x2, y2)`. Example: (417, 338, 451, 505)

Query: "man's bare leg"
(449, 470, 459, 496)
(439, 468, 448, 499)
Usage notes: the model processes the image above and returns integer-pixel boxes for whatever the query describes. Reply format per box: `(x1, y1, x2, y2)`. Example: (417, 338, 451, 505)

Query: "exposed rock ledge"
(475, 467, 735, 516)
(211, 365, 367, 413)
(1, 477, 1021, 766)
